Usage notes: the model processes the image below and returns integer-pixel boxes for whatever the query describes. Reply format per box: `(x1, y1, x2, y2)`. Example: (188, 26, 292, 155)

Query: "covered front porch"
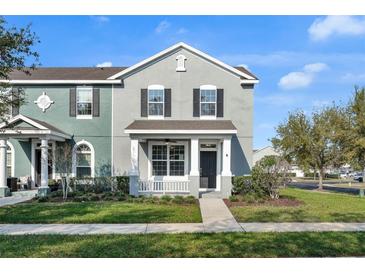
(125, 120, 237, 198)
(0, 115, 71, 197)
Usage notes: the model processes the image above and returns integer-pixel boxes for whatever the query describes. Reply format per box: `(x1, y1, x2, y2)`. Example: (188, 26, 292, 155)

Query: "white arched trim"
(200, 84, 217, 90)
(72, 140, 95, 178)
(6, 141, 15, 177)
(148, 84, 165, 90)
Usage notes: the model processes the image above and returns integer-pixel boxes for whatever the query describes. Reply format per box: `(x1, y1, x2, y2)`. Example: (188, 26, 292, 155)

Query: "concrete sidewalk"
(2, 222, 365, 234)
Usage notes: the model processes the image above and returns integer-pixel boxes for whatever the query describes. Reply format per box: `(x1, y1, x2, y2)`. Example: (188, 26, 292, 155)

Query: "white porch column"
(129, 138, 139, 196)
(130, 138, 139, 175)
(222, 137, 232, 176)
(0, 138, 10, 197)
(190, 138, 199, 176)
(38, 138, 50, 197)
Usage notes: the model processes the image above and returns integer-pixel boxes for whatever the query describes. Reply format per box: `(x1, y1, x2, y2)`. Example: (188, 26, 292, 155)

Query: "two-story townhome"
(0, 42, 258, 198)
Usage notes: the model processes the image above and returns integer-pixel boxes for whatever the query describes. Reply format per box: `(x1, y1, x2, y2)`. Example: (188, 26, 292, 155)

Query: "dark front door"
(200, 151, 217, 188)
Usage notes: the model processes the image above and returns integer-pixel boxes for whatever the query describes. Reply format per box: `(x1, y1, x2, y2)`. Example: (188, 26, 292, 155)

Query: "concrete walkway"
(0, 196, 33, 207)
(2, 222, 365, 235)
(199, 198, 243, 232)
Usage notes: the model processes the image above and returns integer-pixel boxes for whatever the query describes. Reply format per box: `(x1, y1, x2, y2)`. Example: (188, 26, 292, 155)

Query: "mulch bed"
(224, 197, 303, 207)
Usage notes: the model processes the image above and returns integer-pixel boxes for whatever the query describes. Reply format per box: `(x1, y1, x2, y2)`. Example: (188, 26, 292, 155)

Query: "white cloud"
(341, 73, 365, 82)
(91, 16, 110, 23)
(312, 100, 330, 108)
(308, 16, 365, 41)
(155, 20, 170, 33)
(177, 27, 188, 34)
(96, 61, 112, 67)
(278, 63, 328, 90)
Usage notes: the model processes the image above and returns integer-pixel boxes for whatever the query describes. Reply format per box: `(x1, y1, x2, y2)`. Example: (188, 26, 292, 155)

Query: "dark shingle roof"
(7, 66, 257, 80)
(125, 120, 237, 131)
(7, 67, 127, 80)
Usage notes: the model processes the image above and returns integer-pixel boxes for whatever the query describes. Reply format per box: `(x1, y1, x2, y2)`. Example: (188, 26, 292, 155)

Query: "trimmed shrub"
(229, 195, 239, 202)
(172, 195, 184, 204)
(37, 196, 49, 203)
(160, 195, 172, 203)
(232, 176, 252, 195)
(184, 195, 196, 204)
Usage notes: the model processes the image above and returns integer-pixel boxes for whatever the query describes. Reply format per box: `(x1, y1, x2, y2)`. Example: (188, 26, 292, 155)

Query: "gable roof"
(7, 67, 127, 80)
(108, 42, 259, 83)
(0, 114, 70, 140)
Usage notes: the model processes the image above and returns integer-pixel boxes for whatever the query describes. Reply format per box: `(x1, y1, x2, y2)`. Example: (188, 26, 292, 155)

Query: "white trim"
(0, 80, 121, 84)
(31, 140, 56, 187)
(147, 85, 165, 119)
(108, 42, 257, 81)
(6, 141, 15, 177)
(148, 140, 189, 181)
(0, 114, 48, 130)
(240, 79, 260, 84)
(72, 140, 95, 178)
(125, 129, 237, 134)
(76, 86, 93, 119)
(199, 140, 221, 191)
(200, 85, 217, 119)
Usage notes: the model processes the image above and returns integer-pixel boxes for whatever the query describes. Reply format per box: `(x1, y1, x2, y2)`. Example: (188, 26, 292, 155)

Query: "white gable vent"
(176, 54, 187, 72)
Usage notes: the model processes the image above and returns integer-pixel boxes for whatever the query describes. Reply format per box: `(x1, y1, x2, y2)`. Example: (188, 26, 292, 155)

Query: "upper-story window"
(76, 86, 93, 118)
(200, 85, 217, 118)
(148, 85, 164, 118)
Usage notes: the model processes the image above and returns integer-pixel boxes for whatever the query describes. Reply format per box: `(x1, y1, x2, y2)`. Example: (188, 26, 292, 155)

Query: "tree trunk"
(318, 169, 324, 190)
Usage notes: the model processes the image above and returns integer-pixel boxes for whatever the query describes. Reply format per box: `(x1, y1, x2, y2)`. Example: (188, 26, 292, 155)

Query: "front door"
(200, 151, 217, 188)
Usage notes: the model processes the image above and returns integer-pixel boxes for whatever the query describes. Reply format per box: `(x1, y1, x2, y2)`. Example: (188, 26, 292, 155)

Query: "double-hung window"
(76, 87, 93, 118)
(148, 85, 164, 118)
(151, 144, 185, 177)
(6, 144, 13, 177)
(200, 85, 217, 117)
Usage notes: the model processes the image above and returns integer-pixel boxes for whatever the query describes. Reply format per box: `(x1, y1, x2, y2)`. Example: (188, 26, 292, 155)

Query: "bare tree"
(52, 142, 73, 200)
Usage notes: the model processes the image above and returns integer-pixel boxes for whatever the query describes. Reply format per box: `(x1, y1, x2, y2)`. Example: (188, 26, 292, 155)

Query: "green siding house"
(0, 42, 258, 198)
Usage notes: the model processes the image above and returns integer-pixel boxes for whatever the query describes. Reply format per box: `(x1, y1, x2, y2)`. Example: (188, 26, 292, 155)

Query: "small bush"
(229, 195, 239, 202)
(172, 195, 184, 204)
(184, 195, 196, 204)
(160, 195, 172, 203)
(37, 196, 49, 203)
(232, 176, 252, 195)
(89, 194, 100, 201)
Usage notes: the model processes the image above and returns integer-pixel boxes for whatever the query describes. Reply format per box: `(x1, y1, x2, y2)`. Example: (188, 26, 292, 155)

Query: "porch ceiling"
(124, 120, 237, 135)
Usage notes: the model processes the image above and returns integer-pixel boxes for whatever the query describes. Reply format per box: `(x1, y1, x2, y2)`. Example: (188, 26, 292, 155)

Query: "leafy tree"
(0, 17, 39, 121)
(345, 87, 365, 172)
(272, 105, 349, 190)
(251, 155, 290, 199)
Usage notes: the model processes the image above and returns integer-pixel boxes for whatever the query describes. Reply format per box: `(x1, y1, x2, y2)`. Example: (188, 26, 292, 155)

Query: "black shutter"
(11, 87, 19, 116)
(193, 88, 200, 117)
(69, 87, 76, 117)
(217, 89, 224, 117)
(92, 88, 100, 117)
(164, 88, 171, 117)
(141, 89, 148, 117)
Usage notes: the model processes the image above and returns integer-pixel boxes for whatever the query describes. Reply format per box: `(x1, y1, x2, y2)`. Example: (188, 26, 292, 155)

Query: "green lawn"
(0, 201, 201, 223)
(1, 232, 365, 257)
(229, 188, 365, 222)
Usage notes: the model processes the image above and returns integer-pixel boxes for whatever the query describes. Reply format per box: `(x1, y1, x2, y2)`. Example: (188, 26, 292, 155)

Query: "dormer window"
(148, 85, 164, 118)
(200, 85, 217, 118)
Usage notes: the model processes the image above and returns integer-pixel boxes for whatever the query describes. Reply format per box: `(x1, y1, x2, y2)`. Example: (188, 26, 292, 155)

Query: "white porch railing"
(138, 180, 190, 193)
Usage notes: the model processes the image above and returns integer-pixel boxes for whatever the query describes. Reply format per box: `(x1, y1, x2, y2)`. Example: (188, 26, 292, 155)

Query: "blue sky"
(4, 16, 365, 148)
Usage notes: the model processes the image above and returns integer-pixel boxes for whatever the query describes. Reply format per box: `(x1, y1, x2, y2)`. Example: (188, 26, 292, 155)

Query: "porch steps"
(199, 191, 223, 199)
(11, 190, 38, 199)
